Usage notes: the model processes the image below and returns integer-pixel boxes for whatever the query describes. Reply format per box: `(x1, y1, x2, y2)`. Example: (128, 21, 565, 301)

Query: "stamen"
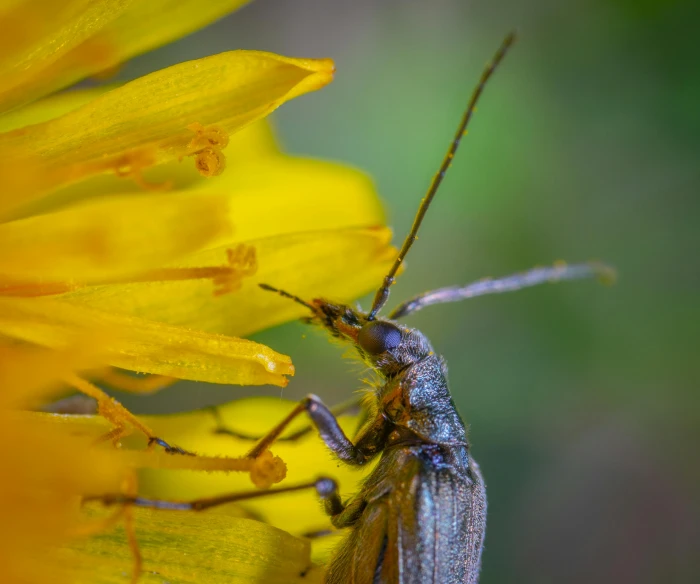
(250, 450, 288, 488)
(130, 244, 257, 295)
(119, 472, 142, 584)
(116, 448, 287, 485)
(64, 373, 158, 446)
(187, 122, 230, 151)
(0, 245, 258, 297)
(0, 281, 78, 297)
(187, 122, 229, 177)
(112, 148, 172, 191)
(124, 501, 141, 584)
(193, 147, 226, 177)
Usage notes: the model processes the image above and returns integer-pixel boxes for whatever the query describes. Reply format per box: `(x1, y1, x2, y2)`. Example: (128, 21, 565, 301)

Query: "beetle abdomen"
(326, 446, 486, 584)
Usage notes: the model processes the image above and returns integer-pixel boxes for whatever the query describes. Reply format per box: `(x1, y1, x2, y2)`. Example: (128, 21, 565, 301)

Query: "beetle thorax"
(363, 326, 435, 378)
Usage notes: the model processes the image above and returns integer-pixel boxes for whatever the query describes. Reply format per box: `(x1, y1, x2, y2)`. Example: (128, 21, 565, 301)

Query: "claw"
(148, 437, 195, 456)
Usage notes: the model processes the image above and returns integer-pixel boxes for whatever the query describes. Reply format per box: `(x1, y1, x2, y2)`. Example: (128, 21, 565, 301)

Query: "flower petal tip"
(311, 58, 335, 88)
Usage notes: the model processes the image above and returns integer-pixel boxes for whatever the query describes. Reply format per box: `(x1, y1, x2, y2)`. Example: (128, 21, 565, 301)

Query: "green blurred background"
(111, 0, 699, 582)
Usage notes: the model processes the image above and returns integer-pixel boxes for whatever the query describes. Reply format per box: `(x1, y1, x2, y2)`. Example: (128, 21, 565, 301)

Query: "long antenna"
(259, 283, 316, 312)
(368, 31, 517, 320)
(389, 261, 616, 318)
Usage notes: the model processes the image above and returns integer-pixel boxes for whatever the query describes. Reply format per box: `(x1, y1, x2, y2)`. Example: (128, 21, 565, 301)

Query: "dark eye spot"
(358, 321, 402, 355)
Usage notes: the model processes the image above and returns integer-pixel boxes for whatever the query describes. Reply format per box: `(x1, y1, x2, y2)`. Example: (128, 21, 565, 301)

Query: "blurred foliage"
(108, 1, 699, 582)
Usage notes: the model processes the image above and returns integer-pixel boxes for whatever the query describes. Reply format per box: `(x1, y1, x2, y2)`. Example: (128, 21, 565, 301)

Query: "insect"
(96, 31, 613, 583)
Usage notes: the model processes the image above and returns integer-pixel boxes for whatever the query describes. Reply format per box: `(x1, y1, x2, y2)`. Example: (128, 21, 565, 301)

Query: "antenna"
(258, 283, 316, 312)
(389, 261, 616, 318)
(367, 31, 517, 320)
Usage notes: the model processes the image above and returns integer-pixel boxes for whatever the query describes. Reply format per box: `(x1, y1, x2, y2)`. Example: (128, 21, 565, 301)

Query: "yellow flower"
(0, 1, 396, 582)
(0, 3, 394, 424)
(0, 341, 127, 584)
(47, 398, 365, 583)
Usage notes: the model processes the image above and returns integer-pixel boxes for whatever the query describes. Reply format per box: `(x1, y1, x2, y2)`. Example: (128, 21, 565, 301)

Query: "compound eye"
(358, 321, 402, 355)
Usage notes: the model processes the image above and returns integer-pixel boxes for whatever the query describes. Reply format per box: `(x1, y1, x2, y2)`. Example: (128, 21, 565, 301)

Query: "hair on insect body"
(94, 31, 614, 583)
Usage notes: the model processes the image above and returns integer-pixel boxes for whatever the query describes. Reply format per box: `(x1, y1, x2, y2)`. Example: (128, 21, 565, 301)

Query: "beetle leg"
(86, 476, 341, 512)
(210, 396, 363, 442)
(326, 502, 389, 584)
(330, 496, 367, 529)
(246, 394, 385, 465)
(295, 478, 365, 529)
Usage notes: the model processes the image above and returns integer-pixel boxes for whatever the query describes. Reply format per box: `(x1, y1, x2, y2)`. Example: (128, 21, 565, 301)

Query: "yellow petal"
(0, 87, 275, 158)
(0, 51, 334, 201)
(137, 397, 369, 564)
(30, 410, 288, 489)
(0, 0, 130, 113)
(195, 155, 386, 246)
(1, 98, 278, 219)
(51, 397, 365, 569)
(91, 0, 251, 68)
(0, 1, 252, 112)
(0, 191, 233, 282)
(0, 297, 294, 386)
(59, 227, 396, 337)
(42, 398, 363, 534)
(59, 507, 322, 584)
(0, 413, 126, 584)
(0, 341, 105, 408)
(0, 86, 106, 132)
(33, 407, 327, 579)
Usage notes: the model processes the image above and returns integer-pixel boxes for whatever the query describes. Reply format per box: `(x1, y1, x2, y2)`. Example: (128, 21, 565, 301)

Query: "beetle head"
(308, 297, 433, 378)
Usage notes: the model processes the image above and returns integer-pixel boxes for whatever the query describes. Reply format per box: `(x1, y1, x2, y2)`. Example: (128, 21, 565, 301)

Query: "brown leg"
(64, 374, 193, 455)
(88, 476, 343, 514)
(211, 396, 363, 442)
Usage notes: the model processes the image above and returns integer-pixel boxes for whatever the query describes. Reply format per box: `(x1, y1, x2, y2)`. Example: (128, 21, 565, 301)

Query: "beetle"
(98, 31, 613, 583)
